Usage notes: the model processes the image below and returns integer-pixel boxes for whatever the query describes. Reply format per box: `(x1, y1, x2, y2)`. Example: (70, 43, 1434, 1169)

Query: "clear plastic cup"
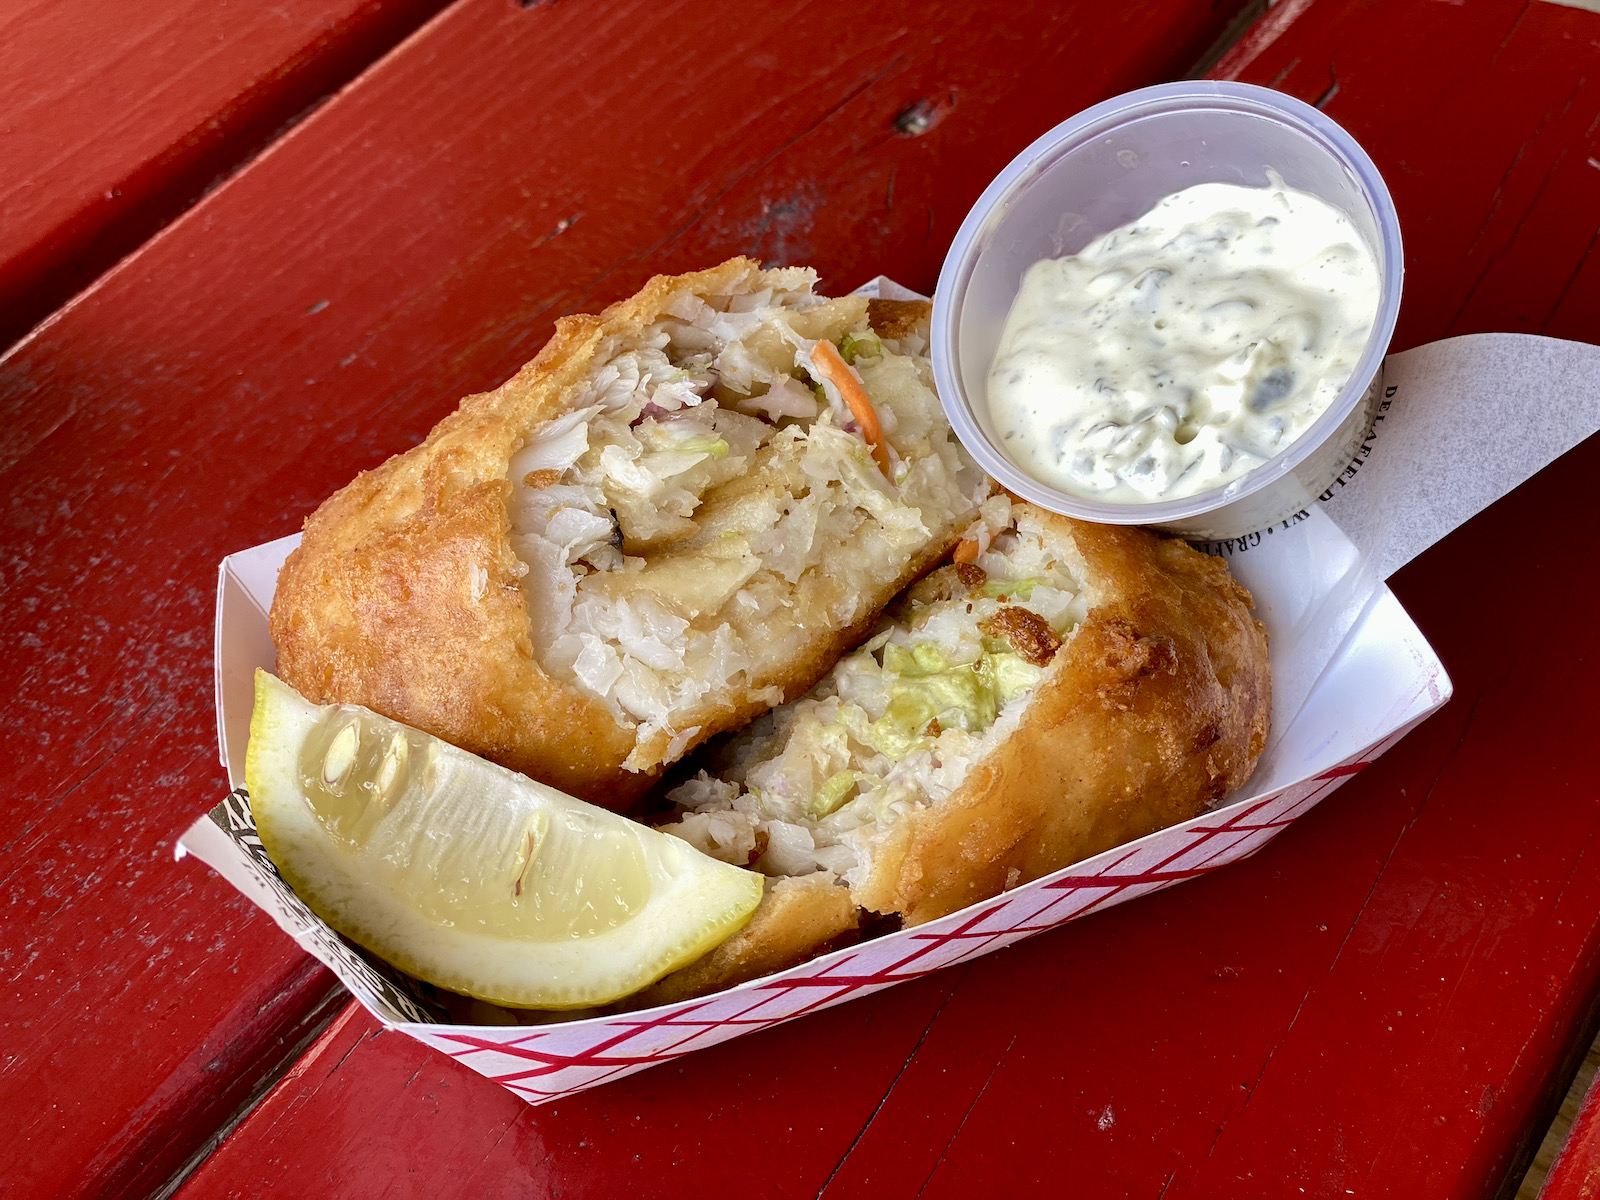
(931, 81, 1403, 541)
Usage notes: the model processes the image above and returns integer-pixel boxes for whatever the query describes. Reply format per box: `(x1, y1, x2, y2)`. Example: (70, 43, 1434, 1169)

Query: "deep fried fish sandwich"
(270, 259, 986, 805)
(641, 498, 1270, 1002)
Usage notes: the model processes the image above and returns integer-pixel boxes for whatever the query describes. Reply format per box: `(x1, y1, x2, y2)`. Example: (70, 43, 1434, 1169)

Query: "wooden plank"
(152, 0, 1600, 1196)
(0, 0, 456, 352)
(0, 0, 1245, 1195)
(165, 978, 971, 1196)
(161, 0, 1600, 1196)
(1213, 0, 1600, 350)
(1538, 1059, 1600, 1199)
(1514, 1034, 1600, 1197)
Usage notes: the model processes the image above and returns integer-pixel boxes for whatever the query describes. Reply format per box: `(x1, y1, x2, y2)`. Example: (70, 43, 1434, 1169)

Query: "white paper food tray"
(180, 328, 1600, 1105)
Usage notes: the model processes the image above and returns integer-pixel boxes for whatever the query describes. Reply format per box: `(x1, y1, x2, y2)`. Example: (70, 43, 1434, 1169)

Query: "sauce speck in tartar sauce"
(986, 175, 1380, 504)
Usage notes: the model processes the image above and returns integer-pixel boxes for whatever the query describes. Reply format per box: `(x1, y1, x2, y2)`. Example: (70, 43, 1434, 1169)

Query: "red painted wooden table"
(0, 2, 1245, 1196)
(0, 0, 455, 353)
(1543, 1068, 1600, 1199)
(6, 0, 1600, 1196)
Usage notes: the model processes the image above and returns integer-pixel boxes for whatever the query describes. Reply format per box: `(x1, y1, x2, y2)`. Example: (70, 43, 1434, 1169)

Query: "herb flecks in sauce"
(987, 176, 1380, 504)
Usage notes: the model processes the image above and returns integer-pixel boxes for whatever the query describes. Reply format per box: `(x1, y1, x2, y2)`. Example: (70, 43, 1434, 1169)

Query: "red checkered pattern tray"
(180, 532, 1447, 1105)
(400, 742, 1411, 1103)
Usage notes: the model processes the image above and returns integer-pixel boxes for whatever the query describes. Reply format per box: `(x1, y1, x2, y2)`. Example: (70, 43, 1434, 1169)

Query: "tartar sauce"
(986, 176, 1380, 504)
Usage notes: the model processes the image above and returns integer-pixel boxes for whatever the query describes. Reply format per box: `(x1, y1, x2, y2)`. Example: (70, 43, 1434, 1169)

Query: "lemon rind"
(247, 670, 763, 1009)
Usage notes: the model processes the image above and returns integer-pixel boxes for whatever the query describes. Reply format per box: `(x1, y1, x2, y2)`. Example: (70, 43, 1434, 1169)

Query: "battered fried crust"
(980, 606, 1063, 667)
(853, 513, 1269, 925)
(865, 298, 931, 341)
(625, 873, 859, 1008)
(655, 508, 1268, 999)
(269, 259, 967, 808)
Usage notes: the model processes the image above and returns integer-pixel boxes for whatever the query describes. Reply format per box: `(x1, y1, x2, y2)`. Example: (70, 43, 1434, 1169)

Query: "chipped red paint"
(168, 0, 1600, 1194)
(9, 0, 1600, 1192)
(1541, 1070, 1600, 1200)
(0, 0, 1250, 1195)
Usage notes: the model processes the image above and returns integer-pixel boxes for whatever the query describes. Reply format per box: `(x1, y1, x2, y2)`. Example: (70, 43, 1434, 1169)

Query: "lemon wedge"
(245, 670, 762, 1009)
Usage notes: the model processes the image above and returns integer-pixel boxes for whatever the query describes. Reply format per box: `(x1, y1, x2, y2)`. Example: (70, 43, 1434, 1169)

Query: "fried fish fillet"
(269, 259, 985, 806)
(640, 499, 1269, 1001)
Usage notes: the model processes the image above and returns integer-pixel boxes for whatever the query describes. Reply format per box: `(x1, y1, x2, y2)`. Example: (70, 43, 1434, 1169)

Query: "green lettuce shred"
(862, 642, 1045, 759)
(839, 331, 883, 364)
(982, 577, 1043, 600)
(678, 435, 730, 459)
(986, 650, 1043, 706)
(809, 770, 859, 818)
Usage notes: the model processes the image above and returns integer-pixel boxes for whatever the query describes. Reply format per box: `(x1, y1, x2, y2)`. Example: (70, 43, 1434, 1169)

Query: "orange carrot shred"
(810, 339, 891, 475)
(953, 537, 981, 564)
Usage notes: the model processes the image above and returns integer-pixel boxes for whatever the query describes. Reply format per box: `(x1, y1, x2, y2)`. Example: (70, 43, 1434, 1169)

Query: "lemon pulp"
(247, 670, 762, 1009)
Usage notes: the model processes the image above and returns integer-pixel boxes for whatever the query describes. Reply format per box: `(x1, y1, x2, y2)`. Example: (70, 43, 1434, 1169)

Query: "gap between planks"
(0, 0, 461, 357)
(1516, 1033, 1600, 1198)
(147, 985, 350, 1200)
(99, 0, 1291, 1192)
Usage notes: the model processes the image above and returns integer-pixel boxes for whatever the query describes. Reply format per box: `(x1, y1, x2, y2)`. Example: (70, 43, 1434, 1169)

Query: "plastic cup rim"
(930, 80, 1404, 527)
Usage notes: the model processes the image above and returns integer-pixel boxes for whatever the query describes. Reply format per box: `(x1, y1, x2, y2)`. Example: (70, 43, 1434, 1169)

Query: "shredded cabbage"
(840, 330, 882, 364)
(664, 507, 1087, 883)
(506, 273, 985, 773)
(982, 577, 1042, 600)
(810, 770, 859, 818)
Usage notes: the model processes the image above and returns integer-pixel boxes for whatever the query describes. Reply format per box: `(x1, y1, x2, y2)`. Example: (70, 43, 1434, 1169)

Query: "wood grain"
(159, 0, 1600, 1195)
(1538, 1058, 1600, 1199)
(0, 0, 1245, 1195)
(0, 0, 456, 352)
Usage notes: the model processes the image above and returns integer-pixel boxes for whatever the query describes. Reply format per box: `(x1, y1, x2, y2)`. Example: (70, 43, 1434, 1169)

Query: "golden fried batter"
(657, 504, 1269, 996)
(856, 514, 1269, 925)
(269, 259, 979, 808)
(625, 874, 859, 1009)
(980, 605, 1063, 666)
(865, 298, 932, 340)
